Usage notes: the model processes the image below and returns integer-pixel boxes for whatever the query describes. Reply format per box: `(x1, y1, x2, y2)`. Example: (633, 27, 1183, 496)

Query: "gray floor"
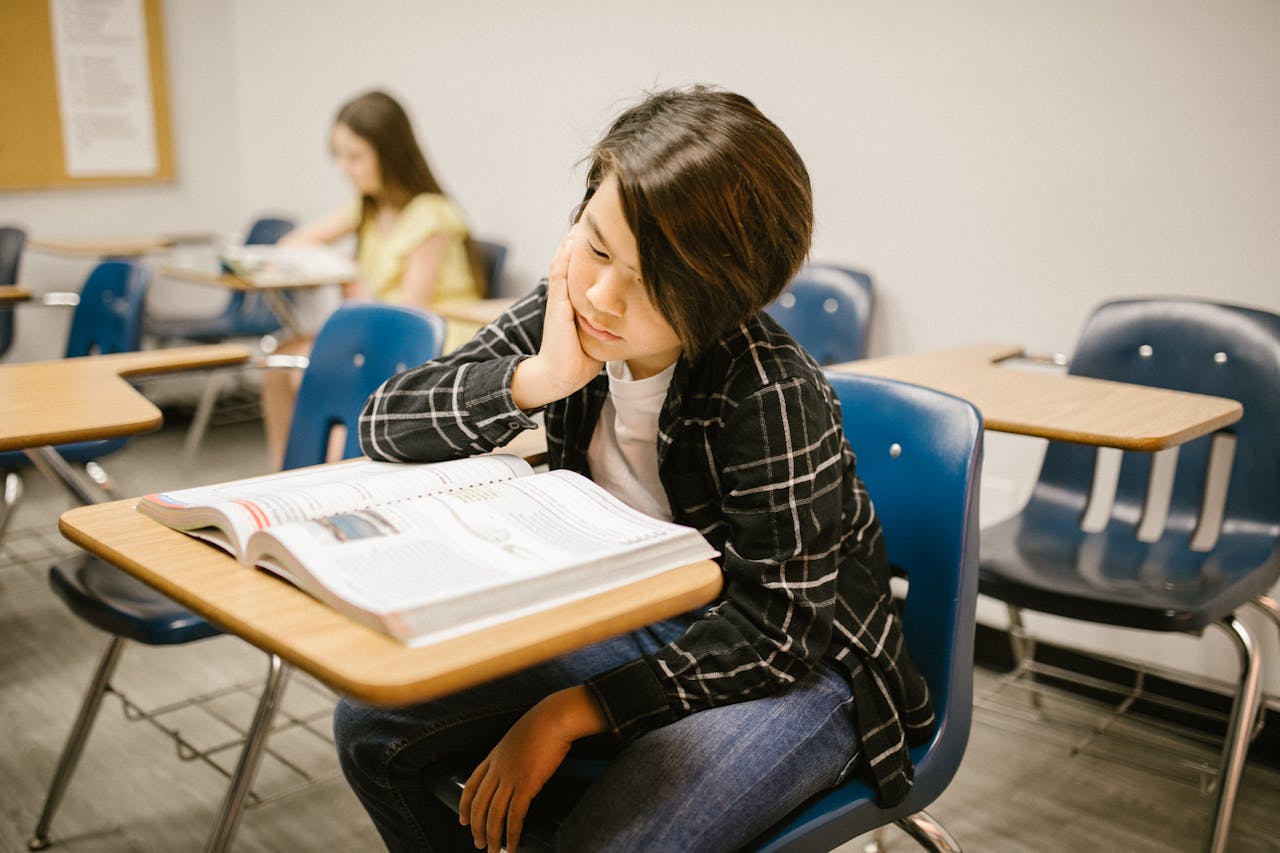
(0, 399, 1276, 852)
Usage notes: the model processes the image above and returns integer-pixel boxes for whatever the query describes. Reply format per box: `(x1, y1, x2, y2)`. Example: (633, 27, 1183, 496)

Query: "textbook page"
(245, 470, 718, 644)
(220, 244, 358, 287)
(138, 455, 533, 558)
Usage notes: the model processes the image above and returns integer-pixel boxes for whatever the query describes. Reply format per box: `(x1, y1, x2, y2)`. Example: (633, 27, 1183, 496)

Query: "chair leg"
(29, 636, 127, 851)
(23, 447, 103, 507)
(183, 371, 230, 463)
(1005, 605, 1043, 711)
(1252, 594, 1280, 633)
(204, 654, 290, 853)
(1248, 596, 1279, 738)
(1203, 614, 1262, 853)
(0, 469, 22, 545)
(895, 810, 962, 853)
(82, 461, 119, 501)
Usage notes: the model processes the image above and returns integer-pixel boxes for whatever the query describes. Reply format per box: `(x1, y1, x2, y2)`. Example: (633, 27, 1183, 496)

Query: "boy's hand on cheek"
(511, 230, 604, 410)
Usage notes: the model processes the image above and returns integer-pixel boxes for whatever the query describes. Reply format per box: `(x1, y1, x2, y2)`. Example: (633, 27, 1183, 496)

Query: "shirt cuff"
(583, 656, 676, 741)
(460, 355, 539, 446)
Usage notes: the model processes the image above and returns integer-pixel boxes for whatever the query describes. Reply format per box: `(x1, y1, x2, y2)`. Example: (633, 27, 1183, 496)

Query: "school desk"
(159, 261, 346, 338)
(830, 342, 1242, 451)
(59, 498, 723, 707)
(0, 345, 250, 500)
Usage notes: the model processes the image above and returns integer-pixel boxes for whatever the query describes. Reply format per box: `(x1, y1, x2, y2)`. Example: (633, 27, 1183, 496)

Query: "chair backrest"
(244, 217, 295, 246)
(764, 264, 874, 365)
(64, 261, 151, 358)
(282, 302, 445, 470)
(230, 216, 296, 323)
(0, 226, 25, 284)
(755, 372, 983, 850)
(472, 238, 508, 298)
(0, 226, 27, 359)
(1035, 299, 1280, 537)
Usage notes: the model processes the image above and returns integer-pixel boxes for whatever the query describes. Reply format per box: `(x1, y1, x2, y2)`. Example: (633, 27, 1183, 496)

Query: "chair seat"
(49, 552, 221, 645)
(0, 438, 128, 471)
(980, 497, 1280, 632)
(147, 313, 282, 342)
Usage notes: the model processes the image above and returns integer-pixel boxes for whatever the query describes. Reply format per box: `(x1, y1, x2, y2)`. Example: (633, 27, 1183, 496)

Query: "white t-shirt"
(586, 359, 677, 521)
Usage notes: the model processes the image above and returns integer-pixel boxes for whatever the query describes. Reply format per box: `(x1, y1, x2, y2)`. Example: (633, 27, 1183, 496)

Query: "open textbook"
(136, 456, 719, 645)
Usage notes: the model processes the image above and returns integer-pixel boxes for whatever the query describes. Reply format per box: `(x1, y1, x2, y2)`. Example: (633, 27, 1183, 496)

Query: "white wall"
(227, 0, 1280, 356)
(3, 0, 244, 361)
(5, 0, 1279, 702)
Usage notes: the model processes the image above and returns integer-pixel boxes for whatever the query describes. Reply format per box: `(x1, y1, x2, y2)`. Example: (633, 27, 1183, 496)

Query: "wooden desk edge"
(31, 237, 177, 257)
(108, 343, 253, 377)
(159, 266, 350, 291)
(58, 501, 723, 706)
(829, 344, 1244, 451)
(0, 345, 253, 451)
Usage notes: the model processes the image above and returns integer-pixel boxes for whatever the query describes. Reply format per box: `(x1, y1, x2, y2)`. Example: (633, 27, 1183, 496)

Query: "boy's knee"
(332, 698, 386, 782)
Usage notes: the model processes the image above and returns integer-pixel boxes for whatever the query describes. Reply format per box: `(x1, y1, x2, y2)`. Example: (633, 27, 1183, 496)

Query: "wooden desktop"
(0, 345, 250, 452)
(59, 499, 722, 706)
(830, 342, 1242, 451)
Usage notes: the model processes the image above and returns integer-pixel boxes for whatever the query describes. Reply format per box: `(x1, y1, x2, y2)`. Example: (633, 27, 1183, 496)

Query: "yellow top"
(352, 193, 480, 307)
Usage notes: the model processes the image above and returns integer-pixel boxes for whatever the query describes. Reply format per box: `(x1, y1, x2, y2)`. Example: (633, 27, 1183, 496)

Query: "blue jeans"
(333, 613, 861, 852)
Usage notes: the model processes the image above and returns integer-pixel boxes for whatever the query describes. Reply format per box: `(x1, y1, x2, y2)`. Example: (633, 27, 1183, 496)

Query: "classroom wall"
(3, 0, 244, 358)
(5, 0, 1279, 701)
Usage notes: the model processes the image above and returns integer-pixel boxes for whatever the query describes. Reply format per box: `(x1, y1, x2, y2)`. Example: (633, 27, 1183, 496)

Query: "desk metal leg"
(258, 289, 304, 338)
(29, 636, 126, 851)
(23, 446, 103, 507)
(0, 470, 22, 544)
(205, 654, 291, 853)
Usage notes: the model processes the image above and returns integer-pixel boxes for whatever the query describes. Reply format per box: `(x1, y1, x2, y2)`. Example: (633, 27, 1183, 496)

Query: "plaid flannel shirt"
(359, 283, 934, 806)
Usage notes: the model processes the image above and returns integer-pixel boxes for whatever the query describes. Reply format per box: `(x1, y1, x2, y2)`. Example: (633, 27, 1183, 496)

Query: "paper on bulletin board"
(48, 0, 158, 177)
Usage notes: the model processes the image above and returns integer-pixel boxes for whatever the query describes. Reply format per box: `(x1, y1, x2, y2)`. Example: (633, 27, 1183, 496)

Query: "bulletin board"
(0, 0, 174, 191)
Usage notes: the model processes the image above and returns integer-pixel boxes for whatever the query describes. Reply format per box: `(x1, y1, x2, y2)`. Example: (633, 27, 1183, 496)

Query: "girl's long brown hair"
(335, 91, 486, 293)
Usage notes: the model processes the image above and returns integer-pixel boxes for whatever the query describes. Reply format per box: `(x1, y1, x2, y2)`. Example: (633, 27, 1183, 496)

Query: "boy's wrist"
(512, 356, 574, 411)
(533, 685, 608, 742)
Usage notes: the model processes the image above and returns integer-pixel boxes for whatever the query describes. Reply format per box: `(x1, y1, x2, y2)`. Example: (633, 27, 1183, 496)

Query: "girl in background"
(262, 89, 483, 468)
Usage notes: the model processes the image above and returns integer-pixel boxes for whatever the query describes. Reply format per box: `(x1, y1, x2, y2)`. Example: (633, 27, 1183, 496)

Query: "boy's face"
(567, 173, 683, 380)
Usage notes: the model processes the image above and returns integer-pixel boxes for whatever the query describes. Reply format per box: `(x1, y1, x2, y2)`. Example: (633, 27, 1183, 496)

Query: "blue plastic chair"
(30, 302, 446, 853)
(0, 260, 150, 479)
(0, 226, 29, 540)
(764, 263, 874, 365)
(148, 216, 296, 343)
(978, 298, 1280, 853)
(0, 225, 27, 359)
(473, 238, 508, 298)
(427, 372, 984, 852)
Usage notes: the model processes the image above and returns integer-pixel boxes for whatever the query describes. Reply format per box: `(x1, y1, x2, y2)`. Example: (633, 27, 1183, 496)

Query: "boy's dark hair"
(580, 85, 813, 359)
